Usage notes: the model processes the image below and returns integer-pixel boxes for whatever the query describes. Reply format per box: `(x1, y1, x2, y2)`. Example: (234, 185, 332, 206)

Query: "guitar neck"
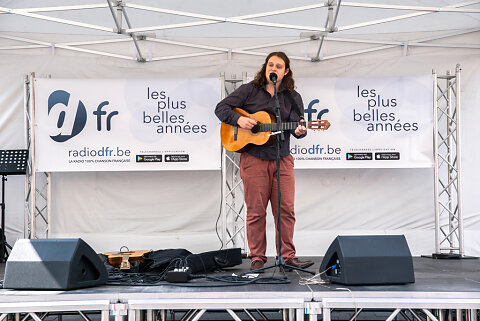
(256, 121, 302, 132)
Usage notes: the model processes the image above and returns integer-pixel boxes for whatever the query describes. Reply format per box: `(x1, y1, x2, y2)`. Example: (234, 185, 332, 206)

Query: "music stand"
(0, 149, 28, 263)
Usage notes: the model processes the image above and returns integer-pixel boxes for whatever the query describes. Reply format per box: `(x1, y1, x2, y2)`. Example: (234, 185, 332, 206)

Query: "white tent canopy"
(0, 0, 479, 256)
(1, 0, 479, 62)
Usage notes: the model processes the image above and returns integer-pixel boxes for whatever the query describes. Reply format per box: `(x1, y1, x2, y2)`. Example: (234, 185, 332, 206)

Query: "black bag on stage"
(139, 248, 242, 274)
(185, 248, 242, 274)
(139, 248, 193, 272)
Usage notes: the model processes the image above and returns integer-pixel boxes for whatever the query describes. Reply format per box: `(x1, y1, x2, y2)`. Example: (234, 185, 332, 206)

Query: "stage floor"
(0, 256, 479, 319)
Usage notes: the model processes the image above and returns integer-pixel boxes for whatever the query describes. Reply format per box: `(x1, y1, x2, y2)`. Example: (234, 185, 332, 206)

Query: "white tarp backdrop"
(0, 0, 479, 256)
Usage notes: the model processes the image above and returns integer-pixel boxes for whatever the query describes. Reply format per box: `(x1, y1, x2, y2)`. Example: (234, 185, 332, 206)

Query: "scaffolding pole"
(24, 73, 50, 240)
(432, 64, 465, 258)
(219, 73, 248, 254)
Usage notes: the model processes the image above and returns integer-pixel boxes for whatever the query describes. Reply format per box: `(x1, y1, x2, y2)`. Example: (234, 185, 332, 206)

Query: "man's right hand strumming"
(237, 116, 257, 130)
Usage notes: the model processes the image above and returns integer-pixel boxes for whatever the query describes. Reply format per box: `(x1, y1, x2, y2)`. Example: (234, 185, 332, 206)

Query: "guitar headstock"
(308, 119, 330, 130)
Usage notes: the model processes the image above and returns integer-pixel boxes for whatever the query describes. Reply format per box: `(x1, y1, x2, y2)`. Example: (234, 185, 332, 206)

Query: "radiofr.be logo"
(304, 99, 329, 121)
(47, 90, 119, 142)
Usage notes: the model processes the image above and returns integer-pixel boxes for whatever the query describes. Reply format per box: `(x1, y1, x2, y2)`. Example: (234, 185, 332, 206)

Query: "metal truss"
(321, 297, 480, 321)
(1, 296, 478, 321)
(24, 73, 50, 240)
(432, 65, 464, 257)
(0, 300, 110, 321)
(128, 298, 305, 321)
(0, 2, 479, 62)
(219, 73, 248, 253)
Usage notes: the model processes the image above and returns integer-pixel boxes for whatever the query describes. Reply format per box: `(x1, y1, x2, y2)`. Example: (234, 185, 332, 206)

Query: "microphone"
(269, 72, 277, 84)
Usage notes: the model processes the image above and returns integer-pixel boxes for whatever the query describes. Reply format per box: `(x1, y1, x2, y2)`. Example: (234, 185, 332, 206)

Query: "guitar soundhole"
(251, 125, 260, 133)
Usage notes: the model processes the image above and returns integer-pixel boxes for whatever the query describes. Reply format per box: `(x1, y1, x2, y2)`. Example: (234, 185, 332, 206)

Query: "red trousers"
(239, 152, 297, 263)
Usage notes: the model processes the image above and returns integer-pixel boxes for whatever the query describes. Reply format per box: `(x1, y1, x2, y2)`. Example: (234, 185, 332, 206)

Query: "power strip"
(166, 268, 191, 283)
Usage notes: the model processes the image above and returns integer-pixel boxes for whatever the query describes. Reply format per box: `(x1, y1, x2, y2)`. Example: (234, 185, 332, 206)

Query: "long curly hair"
(253, 52, 295, 93)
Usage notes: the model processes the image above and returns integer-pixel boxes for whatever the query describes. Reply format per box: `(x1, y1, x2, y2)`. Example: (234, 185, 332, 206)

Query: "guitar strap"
(285, 91, 305, 121)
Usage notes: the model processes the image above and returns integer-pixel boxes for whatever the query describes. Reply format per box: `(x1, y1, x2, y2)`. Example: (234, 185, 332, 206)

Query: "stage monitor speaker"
(319, 235, 414, 285)
(3, 238, 107, 290)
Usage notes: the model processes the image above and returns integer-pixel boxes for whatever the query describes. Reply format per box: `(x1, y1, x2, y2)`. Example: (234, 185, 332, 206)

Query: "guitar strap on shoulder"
(285, 91, 304, 121)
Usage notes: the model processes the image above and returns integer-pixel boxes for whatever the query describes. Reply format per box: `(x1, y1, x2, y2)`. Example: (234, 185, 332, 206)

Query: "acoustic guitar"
(220, 108, 330, 152)
(103, 250, 151, 270)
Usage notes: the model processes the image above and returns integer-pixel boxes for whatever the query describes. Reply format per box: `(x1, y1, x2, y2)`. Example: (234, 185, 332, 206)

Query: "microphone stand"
(249, 76, 314, 275)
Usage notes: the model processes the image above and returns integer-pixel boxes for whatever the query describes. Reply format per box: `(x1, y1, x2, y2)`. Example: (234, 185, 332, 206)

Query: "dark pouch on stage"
(186, 248, 242, 274)
(139, 248, 192, 272)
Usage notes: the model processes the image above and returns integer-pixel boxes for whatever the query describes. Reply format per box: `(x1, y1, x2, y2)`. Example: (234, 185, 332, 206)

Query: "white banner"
(34, 78, 221, 171)
(294, 76, 434, 168)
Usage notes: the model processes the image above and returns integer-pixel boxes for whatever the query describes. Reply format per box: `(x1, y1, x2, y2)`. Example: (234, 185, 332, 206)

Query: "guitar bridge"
(234, 126, 238, 141)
